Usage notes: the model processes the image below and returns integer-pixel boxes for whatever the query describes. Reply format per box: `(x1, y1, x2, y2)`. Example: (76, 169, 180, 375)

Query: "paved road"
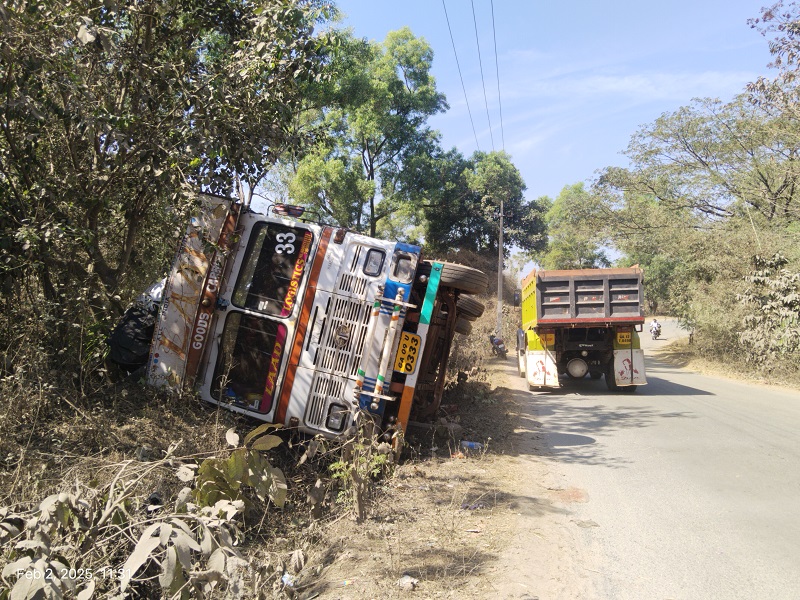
(530, 318, 800, 599)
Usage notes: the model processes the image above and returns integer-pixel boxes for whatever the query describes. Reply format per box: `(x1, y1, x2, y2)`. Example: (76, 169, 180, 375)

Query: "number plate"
(394, 332, 422, 374)
(617, 332, 631, 344)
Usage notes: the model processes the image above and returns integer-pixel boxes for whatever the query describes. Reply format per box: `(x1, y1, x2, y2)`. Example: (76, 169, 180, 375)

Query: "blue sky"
(332, 1, 774, 201)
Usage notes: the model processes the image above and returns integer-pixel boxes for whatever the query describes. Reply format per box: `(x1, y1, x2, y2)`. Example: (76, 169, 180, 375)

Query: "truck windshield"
(212, 312, 287, 413)
(232, 223, 314, 318)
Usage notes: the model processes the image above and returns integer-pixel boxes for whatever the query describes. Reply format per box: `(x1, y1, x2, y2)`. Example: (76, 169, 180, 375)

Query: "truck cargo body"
(518, 267, 647, 392)
(117, 194, 487, 441)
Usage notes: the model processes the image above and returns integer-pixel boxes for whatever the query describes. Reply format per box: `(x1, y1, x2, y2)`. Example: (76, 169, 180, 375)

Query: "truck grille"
(305, 371, 348, 427)
(338, 272, 369, 296)
(315, 295, 371, 376)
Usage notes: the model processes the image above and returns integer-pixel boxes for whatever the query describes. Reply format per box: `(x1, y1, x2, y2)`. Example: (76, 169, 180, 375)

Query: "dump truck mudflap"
(526, 350, 560, 388)
(613, 349, 647, 386)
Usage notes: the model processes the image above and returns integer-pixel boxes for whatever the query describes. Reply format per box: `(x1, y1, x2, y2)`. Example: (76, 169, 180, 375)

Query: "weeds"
(1, 459, 230, 598)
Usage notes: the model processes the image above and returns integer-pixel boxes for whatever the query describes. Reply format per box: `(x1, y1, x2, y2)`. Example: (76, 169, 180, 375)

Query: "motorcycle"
(489, 334, 508, 359)
(650, 324, 662, 340)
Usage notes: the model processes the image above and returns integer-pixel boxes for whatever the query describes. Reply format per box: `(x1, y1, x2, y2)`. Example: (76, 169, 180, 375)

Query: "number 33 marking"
(275, 232, 296, 254)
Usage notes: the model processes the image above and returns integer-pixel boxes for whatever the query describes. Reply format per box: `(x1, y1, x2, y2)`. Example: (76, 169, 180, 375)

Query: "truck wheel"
(604, 362, 619, 391)
(456, 294, 485, 320)
(455, 317, 472, 335)
(422, 260, 489, 295)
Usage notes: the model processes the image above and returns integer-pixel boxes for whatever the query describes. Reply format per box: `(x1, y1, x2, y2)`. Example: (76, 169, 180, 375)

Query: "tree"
(289, 27, 447, 237)
(748, 2, 800, 119)
(423, 150, 547, 258)
(289, 152, 372, 228)
(0, 0, 334, 371)
(596, 95, 800, 225)
(535, 183, 609, 270)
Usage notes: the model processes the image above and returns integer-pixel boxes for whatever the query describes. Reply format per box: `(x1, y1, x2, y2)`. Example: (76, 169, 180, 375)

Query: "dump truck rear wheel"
(605, 362, 619, 391)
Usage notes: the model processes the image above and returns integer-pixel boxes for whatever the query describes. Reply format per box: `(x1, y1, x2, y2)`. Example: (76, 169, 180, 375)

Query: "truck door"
(198, 214, 317, 419)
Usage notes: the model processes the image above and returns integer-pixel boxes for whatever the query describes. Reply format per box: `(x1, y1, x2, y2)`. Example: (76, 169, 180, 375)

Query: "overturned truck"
(517, 267, 647, 392)
(109, 194, 487, 442)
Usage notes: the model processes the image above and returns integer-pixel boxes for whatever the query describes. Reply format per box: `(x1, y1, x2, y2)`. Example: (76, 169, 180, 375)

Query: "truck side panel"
(148, 196, 232, 389)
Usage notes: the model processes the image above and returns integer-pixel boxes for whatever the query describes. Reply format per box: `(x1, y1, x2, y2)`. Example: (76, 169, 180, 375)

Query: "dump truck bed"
(521, 267, 644, 327)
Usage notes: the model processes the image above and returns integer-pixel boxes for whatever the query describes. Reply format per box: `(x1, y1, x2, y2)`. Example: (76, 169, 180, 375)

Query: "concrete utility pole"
(496, 197, 504, 336)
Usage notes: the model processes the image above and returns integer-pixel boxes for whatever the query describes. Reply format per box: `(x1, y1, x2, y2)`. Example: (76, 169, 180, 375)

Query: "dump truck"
(108, 194, 488, 442)
(517, 267, 647, 392)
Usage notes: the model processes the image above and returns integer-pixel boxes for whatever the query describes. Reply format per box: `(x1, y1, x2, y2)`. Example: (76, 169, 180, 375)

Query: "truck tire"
(604, 361, 619, 392)
(456, 295, 485, 320)
(420, 261, 488, 295)
(455, 317, 472, 335)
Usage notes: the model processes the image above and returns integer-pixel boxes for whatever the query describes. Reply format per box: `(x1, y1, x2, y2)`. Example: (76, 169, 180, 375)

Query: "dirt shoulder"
(647, 318, 800, 391)
(303, 359, 596, 600)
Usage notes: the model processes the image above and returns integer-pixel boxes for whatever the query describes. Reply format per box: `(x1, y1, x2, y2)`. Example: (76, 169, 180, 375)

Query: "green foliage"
(738, 253, 800, 366)
(326, 418, 394, 522)
(423, 150, 547, 259)
(289, 151, 373, 228)
(193, 426, 287, 512)
(288, 27, 447, 237)
(0, 0, 334, 376)
(535, 183, 610, 269)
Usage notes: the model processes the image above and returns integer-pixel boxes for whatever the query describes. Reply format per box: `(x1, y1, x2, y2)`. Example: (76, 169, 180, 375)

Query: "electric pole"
(496, 197, 504, 336)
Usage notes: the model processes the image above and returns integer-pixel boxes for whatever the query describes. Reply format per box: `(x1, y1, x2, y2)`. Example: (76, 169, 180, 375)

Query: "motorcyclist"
(649, 318, 661, 335)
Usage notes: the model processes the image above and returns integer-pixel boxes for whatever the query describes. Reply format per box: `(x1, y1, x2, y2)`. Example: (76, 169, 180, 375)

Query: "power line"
(471, 0, 495, 152)
(442, 0, 481, 152)
(490, 0, 505, 151)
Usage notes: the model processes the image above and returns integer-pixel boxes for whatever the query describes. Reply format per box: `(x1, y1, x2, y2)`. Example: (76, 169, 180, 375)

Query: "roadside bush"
(0, 423, 298, 599)
(738, 253, 800, 371)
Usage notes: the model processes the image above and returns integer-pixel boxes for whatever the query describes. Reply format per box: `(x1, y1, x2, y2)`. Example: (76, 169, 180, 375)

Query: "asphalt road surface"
(531, 318, 800, 599)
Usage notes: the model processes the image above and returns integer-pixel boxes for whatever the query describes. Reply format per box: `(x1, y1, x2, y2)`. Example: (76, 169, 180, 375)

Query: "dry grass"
(653, 338, 800, 390)
(0, 275, 512, 598)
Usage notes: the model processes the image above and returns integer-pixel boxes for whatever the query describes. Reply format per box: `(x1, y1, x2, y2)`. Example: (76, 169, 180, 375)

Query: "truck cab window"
(212, 312, 286, 413)
(363, 249, 385, 277)
(232, 223, 313, 317)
